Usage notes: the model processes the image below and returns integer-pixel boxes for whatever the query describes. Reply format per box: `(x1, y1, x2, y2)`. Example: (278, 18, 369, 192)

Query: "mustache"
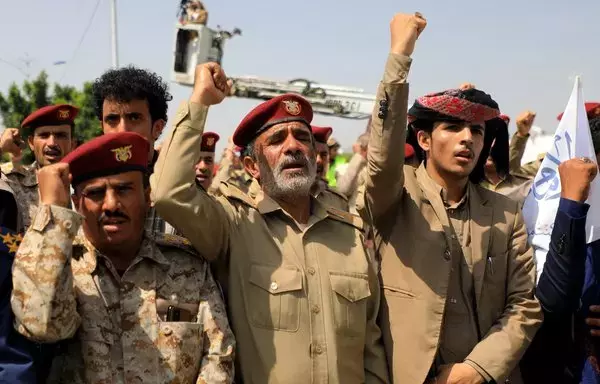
(275, 152, 309, 172)
(98, 211, 129, 224)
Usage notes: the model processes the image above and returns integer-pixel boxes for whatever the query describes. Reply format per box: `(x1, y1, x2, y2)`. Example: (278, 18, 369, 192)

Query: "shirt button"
(307, 267, 316, 275)
(311, 305, 320, 314)
(315, 345, 323, 354)
(444, 249, 451, 261)
(64, 220, 72, 229)
(270, 282, 278, 291)
(163, 327, 173, 336)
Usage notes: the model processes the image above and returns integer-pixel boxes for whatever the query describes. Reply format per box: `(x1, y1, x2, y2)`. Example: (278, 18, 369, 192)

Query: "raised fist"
(390, 12, 427, 57)
(516, 110, 536, 136)
(190, 63, 233, 106)
(37, 163, 72, 208)
(559, 157, 598, 202)
(0, 128, 24, 157)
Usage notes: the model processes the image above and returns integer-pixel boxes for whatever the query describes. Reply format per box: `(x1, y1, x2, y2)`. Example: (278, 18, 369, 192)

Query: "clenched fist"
(559, 157, 598, 202)
(516, 110, 536, 137)
(390, 12, 427, 57)
(0, 128, 24, 157)
(459, 83, 476, 91)
(190, 62, 233, 106)
(37, 163, 72, 208)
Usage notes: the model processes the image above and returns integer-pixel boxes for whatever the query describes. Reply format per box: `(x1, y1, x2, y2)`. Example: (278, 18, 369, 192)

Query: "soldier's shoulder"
(153, 233, 201, 258)
(325, 186, 348, 202)
(325, 206, 364, 232)
(0, 162, 22, 176)
(219, 181, 255, 207)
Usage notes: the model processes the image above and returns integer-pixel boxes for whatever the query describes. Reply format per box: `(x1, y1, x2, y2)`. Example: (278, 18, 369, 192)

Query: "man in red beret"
(151, 62, 389, 383)
(195, 131, 219, 190)
(310, 125, 349, 211)
(337, 132, 369, 214)
(0, 104, 78, 229)
(10, 131, 234, 383)
(360, 13, 541, 384)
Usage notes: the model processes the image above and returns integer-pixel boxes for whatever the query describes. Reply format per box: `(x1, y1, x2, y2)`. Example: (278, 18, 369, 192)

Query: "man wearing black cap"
(0, 104, 78, 229)
(359, 13, 541, 384)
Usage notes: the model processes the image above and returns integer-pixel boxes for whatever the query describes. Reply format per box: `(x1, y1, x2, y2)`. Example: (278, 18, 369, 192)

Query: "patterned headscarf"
(408, 88, 500, 126)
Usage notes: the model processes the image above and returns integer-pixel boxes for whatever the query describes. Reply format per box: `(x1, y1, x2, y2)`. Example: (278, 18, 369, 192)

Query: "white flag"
(522, 76, 600, 281)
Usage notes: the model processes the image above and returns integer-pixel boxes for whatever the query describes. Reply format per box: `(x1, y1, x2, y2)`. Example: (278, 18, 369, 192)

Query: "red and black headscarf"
(406, 88, 501, 183)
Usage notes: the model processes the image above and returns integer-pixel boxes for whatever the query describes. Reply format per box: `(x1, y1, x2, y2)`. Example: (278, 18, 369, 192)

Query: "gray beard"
(259, 153, 317, 201)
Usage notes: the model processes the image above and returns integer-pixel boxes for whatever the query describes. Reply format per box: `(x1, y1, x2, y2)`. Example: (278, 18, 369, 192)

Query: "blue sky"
(1, 0, 599, 153)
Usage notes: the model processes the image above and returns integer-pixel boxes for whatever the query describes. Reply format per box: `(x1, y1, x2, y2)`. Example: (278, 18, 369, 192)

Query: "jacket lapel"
(415, 166, 451, 235)
(469, 183, 493, 308)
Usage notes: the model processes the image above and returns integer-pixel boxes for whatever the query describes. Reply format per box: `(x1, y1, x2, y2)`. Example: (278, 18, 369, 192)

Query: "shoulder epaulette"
(219, 181, 256, 208)
(0, 226, 22, 256)
(326, 207, 364, 232)
(154, 232, 199, 257)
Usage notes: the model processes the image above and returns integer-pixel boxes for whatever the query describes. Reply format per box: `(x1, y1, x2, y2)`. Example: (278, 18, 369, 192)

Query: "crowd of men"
(0, 10, 600, 384)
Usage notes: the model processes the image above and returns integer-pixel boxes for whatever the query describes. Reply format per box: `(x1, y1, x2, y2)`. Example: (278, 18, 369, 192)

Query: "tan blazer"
(359, 53, 543, 384)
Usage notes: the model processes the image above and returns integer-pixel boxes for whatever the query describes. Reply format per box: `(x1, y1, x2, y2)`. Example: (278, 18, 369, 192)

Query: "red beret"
(21, 104, 79, 136)
(557, 102, 600, 121)
(405, 143, 415, 159)
(233, 94, 313, 147)
(201, 132, 220, 153)
(311, 125, 333, 144)
(62, 132, 149, 186)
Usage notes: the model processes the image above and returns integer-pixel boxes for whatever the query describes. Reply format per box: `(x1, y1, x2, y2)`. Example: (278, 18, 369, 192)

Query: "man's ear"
(28, 135, 35, 152)
(152, 120, 167, 141)
(416, 130, 431, 153)
(243, 156, 260, 179)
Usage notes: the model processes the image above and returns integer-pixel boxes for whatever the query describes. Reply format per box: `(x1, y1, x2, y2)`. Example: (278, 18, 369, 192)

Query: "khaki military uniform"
(312, 179, 349, 211)
(479, 173, 530, 196)
(509, 133, 542, 179)
(0, 161, 39, 229)
(337, 154, 367, 214)
(358, 53, 542, 384)
(11, 204, 235, 384)
(150, 101, 390, 384)
(210, 155, 252, 196)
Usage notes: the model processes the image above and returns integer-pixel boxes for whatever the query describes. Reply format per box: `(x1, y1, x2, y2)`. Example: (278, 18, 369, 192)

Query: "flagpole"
(110, 0, 119, 68)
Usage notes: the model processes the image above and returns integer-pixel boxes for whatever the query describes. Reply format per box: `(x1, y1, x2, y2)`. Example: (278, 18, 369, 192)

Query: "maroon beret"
(557, 102, 600, 121)
(233, 94, 313, 147)
(62, 132, 149, 186)
(21, 104, 79, 136)
(201, 132, 220, 153)
(311, 125, 333, 144)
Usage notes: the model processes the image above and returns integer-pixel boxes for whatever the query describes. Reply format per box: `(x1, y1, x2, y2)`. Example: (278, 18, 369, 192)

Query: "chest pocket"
(248, 264, 303, 332)
(157, 321, 204, 381)
(329, 272, 371, 337)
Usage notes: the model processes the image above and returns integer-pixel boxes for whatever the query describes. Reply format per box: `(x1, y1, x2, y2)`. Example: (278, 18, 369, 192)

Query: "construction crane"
(171, 1, 375, 119)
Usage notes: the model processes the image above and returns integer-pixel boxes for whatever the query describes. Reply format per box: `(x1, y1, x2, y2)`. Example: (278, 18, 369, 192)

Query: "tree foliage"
(0, 71, 101, 163)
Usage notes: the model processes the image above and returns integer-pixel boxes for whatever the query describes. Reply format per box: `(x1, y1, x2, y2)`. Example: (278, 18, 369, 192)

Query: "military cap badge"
(112, 145, 133, 162)
(58, 109, 71, 120)
(283, 100, 301, 116)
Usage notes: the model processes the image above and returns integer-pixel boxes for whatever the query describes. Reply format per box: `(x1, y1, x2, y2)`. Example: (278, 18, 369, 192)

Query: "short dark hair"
(92, 66, 172, 123)
(589, 116, 600, 155)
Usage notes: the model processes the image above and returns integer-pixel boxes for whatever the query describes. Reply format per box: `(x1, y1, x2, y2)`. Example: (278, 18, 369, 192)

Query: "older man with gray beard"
(151, 62, 389, 383)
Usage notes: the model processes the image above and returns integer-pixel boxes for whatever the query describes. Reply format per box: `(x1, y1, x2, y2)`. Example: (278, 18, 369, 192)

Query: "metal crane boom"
(229, 76, 375, 119)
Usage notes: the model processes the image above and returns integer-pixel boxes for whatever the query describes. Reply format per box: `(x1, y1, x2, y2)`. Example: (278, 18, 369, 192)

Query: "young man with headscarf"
(359, 13, 542, 383)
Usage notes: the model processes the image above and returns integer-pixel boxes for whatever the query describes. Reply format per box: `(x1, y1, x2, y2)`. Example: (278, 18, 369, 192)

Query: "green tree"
(0, 71, 101, 163)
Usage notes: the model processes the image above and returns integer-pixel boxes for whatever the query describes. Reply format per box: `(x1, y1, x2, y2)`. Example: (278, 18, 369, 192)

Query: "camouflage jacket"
(0, 161, 39, 229)
(11, 205, 235, 384)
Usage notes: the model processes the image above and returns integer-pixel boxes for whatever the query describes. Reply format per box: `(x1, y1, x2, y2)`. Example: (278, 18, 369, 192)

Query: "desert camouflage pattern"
(0, 161, 40, 229)
(11, 204, 235, 384)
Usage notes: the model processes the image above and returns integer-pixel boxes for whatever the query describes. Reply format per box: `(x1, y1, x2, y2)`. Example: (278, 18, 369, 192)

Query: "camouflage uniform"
(0, 161, 39, 229)
(11, 204, 235, 384)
